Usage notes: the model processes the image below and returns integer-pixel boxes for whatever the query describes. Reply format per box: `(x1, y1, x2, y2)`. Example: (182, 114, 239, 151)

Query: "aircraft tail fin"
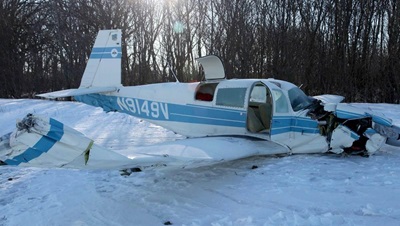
(79, 29, 122, 88)
(37, 29, 122, 99)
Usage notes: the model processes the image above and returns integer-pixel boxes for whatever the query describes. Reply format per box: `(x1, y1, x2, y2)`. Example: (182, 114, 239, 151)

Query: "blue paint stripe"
(271, 116, 320, 135)
(365, 128, 376, 135)
(92, 47, 121, 52)
(90, 47, 122, 59)
(186, 104, 244, 113)
(169, 113, 245, 127)
(350, 131, 360, 140)
(272, 117, 292, 127)
(76, 94, 323, 133)
(46, 118, 64, 140)
(172, 104, 245, 122)
(4, 119, 64, 166)
(75, 94, 247, 127)
(335, 110, 365, 119)
(367, 113, 392, 127)
(272, 116, 318, 128)
(90, 54, 122, 59)
(271, 127, 320, 135)
(337, 110, 392, 127)
(271, 127, 291, 135)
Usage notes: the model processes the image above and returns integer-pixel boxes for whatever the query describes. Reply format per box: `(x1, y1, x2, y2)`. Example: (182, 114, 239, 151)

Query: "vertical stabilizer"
(79, 29, 122, 88)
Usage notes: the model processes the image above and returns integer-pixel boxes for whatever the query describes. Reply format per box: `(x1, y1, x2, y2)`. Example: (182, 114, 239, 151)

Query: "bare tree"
(0, 0, 399, 103)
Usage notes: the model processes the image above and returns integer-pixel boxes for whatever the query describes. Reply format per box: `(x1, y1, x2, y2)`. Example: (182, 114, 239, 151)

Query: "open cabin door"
(247, 82, 273, 135)
(196, 55, 226, 80)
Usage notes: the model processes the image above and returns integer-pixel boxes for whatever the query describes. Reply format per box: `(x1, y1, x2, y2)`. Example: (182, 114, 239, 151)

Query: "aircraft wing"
(117, 136, 288, 170)
(0, 114, 287, 170)
(313, 94, 345, 104)
(332, 103, 400, 147)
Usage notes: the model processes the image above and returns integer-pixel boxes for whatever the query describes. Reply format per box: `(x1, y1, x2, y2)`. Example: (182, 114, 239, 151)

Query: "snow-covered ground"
(1, 99, 400, 226)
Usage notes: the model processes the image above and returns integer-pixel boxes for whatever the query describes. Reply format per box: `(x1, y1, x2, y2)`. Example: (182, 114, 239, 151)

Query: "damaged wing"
(0, 114, 286, 170)
(0, 114, 134, 168)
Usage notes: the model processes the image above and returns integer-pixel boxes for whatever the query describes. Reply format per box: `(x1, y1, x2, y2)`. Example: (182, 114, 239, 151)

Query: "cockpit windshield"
(288, 87, 313, 111)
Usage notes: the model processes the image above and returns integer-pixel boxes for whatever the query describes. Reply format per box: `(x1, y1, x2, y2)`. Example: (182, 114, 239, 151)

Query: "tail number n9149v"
(117, 97, 169, 120)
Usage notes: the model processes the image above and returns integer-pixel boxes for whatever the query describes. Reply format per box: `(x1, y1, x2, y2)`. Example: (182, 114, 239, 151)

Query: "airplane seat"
(247, 107, 264, 132)
(259, 103, 272, 130)
(248, 101, 256, 107)
(196, 92, 213, 101)
(195, 84, 214, 101)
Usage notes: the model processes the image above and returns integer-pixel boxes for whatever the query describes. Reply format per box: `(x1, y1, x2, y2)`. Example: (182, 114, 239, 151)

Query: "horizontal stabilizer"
(37, 87, 117, 99)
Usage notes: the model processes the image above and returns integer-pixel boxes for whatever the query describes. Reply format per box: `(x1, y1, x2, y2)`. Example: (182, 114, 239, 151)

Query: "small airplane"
(1, 29, 400, 170)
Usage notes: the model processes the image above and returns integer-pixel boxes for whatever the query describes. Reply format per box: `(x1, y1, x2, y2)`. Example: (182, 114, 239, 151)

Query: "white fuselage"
(75, 79, 330, 154)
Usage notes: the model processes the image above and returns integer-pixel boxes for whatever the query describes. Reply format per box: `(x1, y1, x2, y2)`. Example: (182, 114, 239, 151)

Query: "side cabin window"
(195, 83, 218, 101)
(272, 89, 289, 113)
(216, 87, 247, 108)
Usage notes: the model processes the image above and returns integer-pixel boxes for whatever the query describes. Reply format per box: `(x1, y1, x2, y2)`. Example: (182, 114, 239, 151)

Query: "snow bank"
(1, 99, 400, 225)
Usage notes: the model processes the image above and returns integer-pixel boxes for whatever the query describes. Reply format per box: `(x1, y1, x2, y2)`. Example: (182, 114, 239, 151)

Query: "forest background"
(1, 0, 399, 103)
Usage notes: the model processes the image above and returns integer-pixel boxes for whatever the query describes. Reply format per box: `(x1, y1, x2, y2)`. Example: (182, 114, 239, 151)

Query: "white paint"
(330, 125, 358, 154)
(80, 29, 122, 88)
(196, 55, 225, 80)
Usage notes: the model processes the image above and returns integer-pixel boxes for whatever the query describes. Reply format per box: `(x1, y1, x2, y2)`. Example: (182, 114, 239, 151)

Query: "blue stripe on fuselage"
(270, 116, 320, 135)
(75, 94, 322, 135)
(74, 94, 247, 128)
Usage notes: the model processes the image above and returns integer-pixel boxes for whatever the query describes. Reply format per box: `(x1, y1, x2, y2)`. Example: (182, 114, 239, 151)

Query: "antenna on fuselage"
(167, 62, 180, 83)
